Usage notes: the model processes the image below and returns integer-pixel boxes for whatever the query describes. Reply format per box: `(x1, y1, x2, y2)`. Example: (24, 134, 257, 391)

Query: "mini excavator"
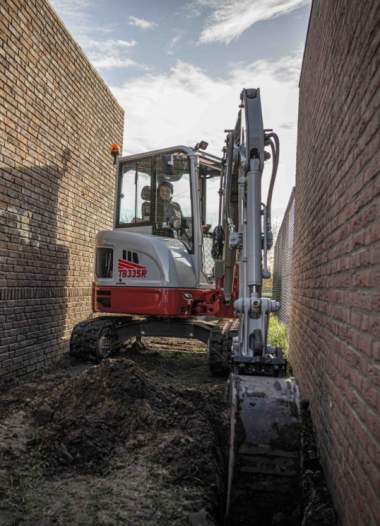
(71, 89, 301, 524)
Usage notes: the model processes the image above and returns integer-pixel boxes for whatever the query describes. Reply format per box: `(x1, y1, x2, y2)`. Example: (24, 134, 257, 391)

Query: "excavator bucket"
(226, 374, 301, 525)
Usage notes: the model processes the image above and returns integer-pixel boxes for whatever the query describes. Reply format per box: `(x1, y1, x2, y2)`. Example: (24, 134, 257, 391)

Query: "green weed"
(267, 315, 288, 358)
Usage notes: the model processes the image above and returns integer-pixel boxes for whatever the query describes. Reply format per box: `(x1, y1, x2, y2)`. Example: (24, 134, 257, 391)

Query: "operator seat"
(141, 186, 151, 221)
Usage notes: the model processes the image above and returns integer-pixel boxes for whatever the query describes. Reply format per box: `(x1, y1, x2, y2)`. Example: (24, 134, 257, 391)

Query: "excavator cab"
(92, 146, 229, 318)
(115, 146, 222, 281)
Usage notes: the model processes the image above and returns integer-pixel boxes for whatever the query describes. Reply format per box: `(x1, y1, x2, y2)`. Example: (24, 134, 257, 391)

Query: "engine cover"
(93, 229, 215, 317)
(96, 229, 198, 288)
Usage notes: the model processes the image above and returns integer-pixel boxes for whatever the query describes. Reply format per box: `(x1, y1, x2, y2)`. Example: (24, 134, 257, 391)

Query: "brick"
(281, 1, 380, 525)
(0, 0, 124, 380)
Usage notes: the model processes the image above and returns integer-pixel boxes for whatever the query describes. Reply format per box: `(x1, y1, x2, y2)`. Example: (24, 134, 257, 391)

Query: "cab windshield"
(117, 151, 193, 252)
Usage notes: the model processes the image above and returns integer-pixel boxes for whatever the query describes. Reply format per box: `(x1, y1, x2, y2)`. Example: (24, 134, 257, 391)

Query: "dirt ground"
(0, 338, 336, 526)
(0, 339, 228, 526)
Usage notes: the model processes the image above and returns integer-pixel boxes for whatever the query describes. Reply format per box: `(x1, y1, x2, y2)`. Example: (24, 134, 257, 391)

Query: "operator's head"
(158, 181, 173, 202)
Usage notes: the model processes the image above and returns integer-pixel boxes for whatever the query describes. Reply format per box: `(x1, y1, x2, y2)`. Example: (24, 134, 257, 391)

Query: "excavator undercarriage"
(70, 316, 218, 362)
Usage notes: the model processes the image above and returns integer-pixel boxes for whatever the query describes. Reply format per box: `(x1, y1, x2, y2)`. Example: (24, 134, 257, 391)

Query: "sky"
(50, 0, 311, 220)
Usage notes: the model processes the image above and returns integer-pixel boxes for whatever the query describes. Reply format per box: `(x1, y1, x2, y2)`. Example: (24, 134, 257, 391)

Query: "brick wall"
(290, 1, 380, 524)
(0, 0, 124, 380)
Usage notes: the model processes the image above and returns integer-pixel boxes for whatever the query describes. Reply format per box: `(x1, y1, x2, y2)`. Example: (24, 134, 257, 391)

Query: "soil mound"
(24, 355, 227, 524)
(32, 358, 225, 475)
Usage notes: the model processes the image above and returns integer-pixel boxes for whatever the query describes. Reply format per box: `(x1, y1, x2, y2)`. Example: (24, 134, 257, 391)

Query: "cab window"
(118, 158, 152, 224)
(116, 151, 194, 252)
(154, 153, 193, 250)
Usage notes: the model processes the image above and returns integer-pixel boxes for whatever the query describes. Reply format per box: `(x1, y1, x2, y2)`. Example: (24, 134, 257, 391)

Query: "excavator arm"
(220, 89, 301, 524)
(220, 89, 281, 365)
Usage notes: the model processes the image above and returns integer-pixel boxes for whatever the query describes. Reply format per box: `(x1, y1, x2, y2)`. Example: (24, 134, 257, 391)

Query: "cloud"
(49, 0, 92, 31)
(280, 122, 294, 130)
(49, 1, 143, 70)
(167, 33, 183, 55)
(114, 39, 137, 48)
(50, 0, 90, 17)
(90, 57, 138, 69)
(193, 0, 308, 44)
(128, 15, 157, 30)
(85, 38, 137, 51)
(110, 54, 302, 211)
(78, 37, 141, 70)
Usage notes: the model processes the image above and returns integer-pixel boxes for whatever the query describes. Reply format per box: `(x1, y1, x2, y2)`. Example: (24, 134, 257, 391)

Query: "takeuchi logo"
(118, 259, 147, 278)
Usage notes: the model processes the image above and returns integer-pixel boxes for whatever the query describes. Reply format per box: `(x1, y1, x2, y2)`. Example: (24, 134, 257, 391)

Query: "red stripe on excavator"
(93, 283, 234, 318)
(118, 259, 147, 270)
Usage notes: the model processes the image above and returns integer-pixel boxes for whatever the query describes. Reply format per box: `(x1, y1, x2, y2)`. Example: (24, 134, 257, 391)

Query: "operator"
(157, 181, 182, 229)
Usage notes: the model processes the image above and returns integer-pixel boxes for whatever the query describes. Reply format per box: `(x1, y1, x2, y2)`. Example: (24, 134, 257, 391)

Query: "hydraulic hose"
(265, 132, 280, 249)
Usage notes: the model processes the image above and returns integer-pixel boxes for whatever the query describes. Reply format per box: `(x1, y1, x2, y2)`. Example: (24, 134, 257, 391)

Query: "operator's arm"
(168, 202, 182, 229)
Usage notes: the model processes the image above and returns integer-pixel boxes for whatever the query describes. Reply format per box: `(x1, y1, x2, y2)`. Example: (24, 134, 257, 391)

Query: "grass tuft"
(267, 315, 289, 359)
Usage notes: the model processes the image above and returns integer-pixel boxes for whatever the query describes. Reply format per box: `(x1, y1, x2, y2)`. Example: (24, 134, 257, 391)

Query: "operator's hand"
(172, 218, 181, 229)
(168, 206, 182, 230)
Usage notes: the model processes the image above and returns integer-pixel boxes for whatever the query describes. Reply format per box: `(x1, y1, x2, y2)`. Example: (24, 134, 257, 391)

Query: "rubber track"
(208, 324, 236, 377)
(69, 317, 125, 362)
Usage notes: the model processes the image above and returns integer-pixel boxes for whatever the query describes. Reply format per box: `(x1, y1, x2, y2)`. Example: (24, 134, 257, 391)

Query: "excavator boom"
(219, 89, 301, 523)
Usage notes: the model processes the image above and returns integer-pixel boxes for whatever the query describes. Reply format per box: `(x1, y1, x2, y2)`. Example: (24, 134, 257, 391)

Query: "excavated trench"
(0, 338, 336, 526)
